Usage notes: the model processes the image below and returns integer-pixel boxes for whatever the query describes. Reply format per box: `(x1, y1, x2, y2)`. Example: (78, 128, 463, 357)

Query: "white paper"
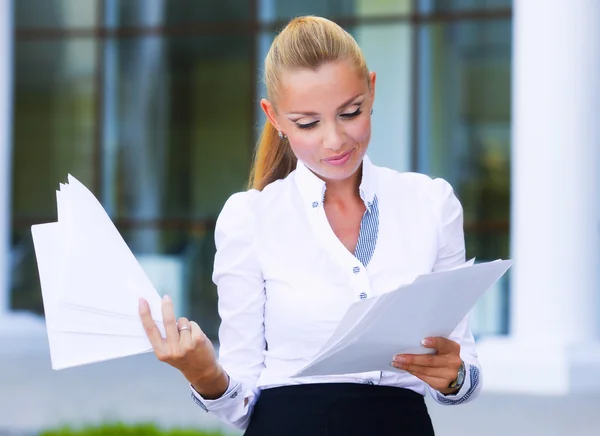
(293, 259, 512, 378)
(32, 223, 154, 369)
(58, 175, 164, 320)
(31, 175, 169, 370)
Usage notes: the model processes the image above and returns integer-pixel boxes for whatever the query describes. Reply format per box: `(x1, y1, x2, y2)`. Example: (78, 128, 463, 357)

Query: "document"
(292, 259, 512, 378)
(31, 175, 166, 370)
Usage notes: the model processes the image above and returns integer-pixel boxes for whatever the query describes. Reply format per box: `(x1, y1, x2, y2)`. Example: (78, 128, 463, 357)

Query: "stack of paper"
(293, 259, 513, 378)
(31, 175, 166, 370)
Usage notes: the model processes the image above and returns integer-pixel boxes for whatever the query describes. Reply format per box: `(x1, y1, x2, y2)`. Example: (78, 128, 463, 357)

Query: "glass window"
(11, 38, 97, 314)
(11, 0, 514, 340)
(417, 19, 512, 335)
(105, 0, 252, 28)
(268, 0, 354, 22)
(355, 0, 412, 17)
(99, 33, 254, 334)
(15, 0, 97, 28)
(429, 0, 512, 12)
(353, 23, 412, 172)
(102, 35, 253, 225)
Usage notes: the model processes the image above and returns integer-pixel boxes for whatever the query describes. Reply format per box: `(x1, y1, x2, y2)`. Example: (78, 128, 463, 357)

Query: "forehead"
(277, 60, 367, 111)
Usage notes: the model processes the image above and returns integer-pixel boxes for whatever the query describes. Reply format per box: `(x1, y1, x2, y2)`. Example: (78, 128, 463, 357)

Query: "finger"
(190, 321, 208, 347)
(392, 361, 457, 380)
(408, 372, 453, 391)
(161, 295, 179, 345)
(177, 317, 192, 342)
(394, 353, 451, 368)
(189, 321, 212, 355)
(139, 298, 166, 354)
(421, 337, 460, 355)
(190, 320, 202, 338)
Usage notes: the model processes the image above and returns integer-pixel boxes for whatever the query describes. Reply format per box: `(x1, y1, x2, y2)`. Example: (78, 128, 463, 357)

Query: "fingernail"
(139, 298, 147, 309)
(163, 295, 171, 302)
(421, 339, 430, 346)
(394, 356, 406, 364)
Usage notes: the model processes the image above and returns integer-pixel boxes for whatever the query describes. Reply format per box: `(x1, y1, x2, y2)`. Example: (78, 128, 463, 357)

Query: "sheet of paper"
(309, 258, 477, 364)
(32, 223, 155, 369)
(293, 259, 512, 378)
(57, 176, 164, 320)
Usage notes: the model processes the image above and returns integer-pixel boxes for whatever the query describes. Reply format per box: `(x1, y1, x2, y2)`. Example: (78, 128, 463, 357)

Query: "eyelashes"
(297, 121, 318, 130)
(296, 107, 363, 130)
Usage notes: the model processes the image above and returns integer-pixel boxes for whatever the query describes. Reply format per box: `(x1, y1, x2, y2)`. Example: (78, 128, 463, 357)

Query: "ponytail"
(248, 121, 297, 191)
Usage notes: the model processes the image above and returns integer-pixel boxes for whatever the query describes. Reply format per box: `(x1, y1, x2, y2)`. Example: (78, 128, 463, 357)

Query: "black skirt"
(244, 383, 435, 436)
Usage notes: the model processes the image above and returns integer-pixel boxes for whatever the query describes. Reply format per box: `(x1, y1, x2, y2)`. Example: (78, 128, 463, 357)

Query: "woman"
(139, 16, 481, 435)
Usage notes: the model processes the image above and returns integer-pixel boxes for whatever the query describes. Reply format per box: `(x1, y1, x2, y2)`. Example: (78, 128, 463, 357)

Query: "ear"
(260, 98, 283, 133)
(368, 71, 377, 101)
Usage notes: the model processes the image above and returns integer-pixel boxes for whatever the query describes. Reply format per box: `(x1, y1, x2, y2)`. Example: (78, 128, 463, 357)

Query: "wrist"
(442, 360, 466, 396)
(189, 364, 229, 400)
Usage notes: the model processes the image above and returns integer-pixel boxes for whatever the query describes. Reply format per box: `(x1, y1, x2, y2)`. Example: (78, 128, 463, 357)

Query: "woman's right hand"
(139, 295, 229, 398)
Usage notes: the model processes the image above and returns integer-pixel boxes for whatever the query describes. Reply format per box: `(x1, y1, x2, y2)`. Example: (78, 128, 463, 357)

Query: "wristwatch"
(448, 360, 466, 390)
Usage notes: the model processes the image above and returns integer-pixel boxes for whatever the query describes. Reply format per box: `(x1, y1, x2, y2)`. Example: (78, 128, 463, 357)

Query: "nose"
(322, 121, 346, 151)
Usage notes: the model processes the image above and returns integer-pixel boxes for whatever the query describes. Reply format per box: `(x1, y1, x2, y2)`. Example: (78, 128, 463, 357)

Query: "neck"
(323, 164, 363, 205)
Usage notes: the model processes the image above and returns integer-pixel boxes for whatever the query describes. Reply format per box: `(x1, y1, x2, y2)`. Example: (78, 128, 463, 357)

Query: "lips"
(324, 150, 353, 166)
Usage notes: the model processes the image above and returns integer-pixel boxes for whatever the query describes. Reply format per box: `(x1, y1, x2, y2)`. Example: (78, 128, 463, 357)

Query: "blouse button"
(312, 201, 319, 208)
(352, 266, 360, 274)
(359, 292, 368, 300)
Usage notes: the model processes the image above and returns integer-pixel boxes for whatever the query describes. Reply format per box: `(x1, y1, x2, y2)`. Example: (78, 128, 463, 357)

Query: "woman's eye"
(340, 107, 362, 119)
(296, 121, 319, 130)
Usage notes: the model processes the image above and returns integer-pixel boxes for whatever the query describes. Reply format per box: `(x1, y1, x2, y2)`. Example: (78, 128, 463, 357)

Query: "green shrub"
(40, 423, 228, 436)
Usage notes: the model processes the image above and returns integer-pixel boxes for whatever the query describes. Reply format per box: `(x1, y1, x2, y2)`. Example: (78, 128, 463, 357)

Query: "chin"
(316, 153, 364, 182)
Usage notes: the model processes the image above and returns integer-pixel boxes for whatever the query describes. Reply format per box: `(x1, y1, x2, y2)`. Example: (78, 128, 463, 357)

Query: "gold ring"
(178, 326, 191, 332)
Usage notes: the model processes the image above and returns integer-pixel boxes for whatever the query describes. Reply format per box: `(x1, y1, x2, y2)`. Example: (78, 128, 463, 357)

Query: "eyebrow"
(286, 93, 365, 117)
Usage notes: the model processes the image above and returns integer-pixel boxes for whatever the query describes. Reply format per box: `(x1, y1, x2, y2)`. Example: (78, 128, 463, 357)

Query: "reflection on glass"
(11, 38, 97, 314)
(102, 35, 253, 226)
(101, 33, 253, 290)
(430, 0, 512, 12)
(10, 229, 42, 314)
(417, 20, 512, 335)
(352, 23, 412, 172)
(15, 0, 97, 28)
(13, 39, 96, 218)
(355, 0, 411, 17)
(270, 0, 354, 21)
(267, 0, 412, 21)
(105, 0, 251, 27)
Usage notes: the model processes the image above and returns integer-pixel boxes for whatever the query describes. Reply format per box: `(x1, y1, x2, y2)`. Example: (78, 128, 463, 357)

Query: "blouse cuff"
(432, 363, 481, 405)
(190, 377, 244, 412)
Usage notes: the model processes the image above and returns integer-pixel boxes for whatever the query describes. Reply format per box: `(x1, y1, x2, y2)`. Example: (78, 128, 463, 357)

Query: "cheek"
(287, 131, 321, 157)
(347, 117, 371, 144)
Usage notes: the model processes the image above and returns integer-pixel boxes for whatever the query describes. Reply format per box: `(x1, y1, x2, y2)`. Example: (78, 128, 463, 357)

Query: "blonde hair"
(248, 16, 369, 191)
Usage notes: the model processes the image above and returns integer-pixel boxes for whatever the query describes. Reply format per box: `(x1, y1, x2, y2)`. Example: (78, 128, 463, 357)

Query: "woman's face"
(262, 60, 376, 183)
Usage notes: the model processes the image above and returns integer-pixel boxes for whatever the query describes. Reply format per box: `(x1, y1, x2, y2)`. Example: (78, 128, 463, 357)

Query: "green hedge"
(40, 423, 229, 436)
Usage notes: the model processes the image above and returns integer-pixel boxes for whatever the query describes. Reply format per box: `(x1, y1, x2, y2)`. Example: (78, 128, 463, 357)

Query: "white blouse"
(191, 156, 482, 430)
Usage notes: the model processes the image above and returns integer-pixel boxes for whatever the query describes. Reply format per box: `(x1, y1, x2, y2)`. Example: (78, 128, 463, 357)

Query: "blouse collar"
(293, 154, 377, 212)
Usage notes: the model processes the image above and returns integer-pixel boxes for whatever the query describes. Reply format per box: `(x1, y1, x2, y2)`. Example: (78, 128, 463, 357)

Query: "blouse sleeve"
(189, 190, 266, 429)
(427, 178, 483, 405)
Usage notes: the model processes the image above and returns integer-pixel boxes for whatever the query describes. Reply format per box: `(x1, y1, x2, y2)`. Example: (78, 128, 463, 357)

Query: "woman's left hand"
(391, 337, 463, 395)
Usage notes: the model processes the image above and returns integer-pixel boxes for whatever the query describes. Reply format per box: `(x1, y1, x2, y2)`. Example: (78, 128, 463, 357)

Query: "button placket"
(350, 263, 372, 302)
(306, 191, 373, 303)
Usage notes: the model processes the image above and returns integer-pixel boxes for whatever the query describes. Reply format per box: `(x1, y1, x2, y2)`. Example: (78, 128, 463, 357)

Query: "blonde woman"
(140, 16, 480, 435)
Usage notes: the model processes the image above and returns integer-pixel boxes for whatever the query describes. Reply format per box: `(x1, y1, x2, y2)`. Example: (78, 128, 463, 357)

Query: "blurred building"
(0, 0, 598, 394)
